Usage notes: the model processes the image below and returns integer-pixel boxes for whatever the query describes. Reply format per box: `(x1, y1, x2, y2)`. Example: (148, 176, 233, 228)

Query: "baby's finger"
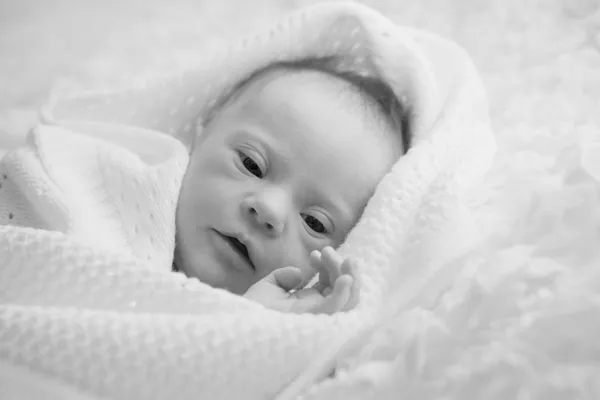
(310, 250, 329, 293)
(311, 247, 341, 294)
(309, 250, 323, 271)
(315, 275, 353, 314)
(320, 247, 344, 281)
(273, 267, 304, 292)
(341, 259, 360, 311)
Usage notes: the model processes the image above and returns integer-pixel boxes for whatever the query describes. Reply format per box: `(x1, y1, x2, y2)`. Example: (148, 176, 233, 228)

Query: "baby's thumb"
(271, 267, 303, 292)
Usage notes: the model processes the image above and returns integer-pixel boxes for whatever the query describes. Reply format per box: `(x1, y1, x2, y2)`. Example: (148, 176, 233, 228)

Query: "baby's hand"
(244, 247, 360, 314)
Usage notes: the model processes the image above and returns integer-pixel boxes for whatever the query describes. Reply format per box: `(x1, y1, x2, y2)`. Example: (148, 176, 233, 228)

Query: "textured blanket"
(0, 3, 495, 399)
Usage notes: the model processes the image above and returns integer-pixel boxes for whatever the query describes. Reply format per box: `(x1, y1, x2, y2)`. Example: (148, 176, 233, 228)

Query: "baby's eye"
(302, 213, 328, 235)
(238, 151, 263, 178)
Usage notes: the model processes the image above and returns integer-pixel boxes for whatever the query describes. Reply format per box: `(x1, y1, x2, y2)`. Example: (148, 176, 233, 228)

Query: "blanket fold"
(0, 2, 495, 399)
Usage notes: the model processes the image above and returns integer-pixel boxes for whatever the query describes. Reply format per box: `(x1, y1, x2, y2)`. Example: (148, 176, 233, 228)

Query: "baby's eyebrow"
(330, 197, 353, 223)
(308, 187, 353, 227)
(233, 128, 275, 153)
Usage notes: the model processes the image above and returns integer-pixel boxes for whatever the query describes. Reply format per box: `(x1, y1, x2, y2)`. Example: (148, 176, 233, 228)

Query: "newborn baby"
(175, 57, 407, 313)
(0, 57, 407, 315)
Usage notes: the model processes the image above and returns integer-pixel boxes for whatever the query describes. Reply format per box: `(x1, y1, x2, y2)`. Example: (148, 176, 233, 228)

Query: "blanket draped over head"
(0, 3, 495, 399)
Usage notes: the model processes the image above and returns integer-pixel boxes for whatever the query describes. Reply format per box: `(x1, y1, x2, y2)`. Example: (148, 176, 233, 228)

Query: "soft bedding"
(1, 1, 599, 399)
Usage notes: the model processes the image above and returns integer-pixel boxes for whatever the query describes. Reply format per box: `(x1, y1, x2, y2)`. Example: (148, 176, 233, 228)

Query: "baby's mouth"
(224, 235, 255, 271)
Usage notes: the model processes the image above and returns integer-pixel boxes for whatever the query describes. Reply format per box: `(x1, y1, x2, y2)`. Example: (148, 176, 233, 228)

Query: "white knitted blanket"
(0, 3, 495, 399)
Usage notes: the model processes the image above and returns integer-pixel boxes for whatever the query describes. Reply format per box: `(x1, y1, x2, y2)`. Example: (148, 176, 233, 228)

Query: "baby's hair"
(203, 56, 411, 152)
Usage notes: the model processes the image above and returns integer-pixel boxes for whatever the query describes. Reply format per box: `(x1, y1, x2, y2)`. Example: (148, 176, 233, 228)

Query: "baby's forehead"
(240, 70, 401, 144)
(206, 62, 406, 157)
(235, 71, 400, 159)
(234, 68, 361, 113)
(234, 71, 386, 142)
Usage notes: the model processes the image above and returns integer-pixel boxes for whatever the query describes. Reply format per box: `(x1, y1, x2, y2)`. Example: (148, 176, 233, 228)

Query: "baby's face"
(175, 70, 402, 294)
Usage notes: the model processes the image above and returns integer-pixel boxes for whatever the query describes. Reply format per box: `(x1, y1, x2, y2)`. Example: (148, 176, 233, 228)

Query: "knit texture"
(0, 3, 494, 399)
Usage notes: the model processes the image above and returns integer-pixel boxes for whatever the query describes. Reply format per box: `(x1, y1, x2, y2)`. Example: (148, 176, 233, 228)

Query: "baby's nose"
(248, 206, 284, 234)
(244, 189, 289, 235)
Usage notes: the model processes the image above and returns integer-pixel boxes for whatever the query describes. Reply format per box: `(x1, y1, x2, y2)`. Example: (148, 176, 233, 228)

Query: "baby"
(0, 57, 408, 316)
(174, 56, 408, 313)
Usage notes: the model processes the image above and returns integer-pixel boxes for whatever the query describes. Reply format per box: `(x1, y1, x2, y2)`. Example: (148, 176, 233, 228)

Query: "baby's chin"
(173, 245, 256, 295)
